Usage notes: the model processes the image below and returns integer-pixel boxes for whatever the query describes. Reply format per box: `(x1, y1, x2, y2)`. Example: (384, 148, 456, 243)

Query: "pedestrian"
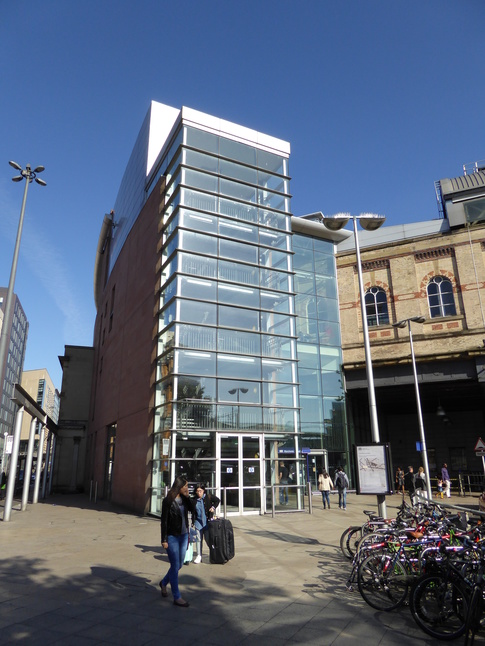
(415, 466, 427, 498)
(160, 476, 195, 607)
(441, 462, 452, 498)
(279, 461, 289, 505)
(404, 466, 416, 505)
(317, 470, 333, 509)
(334, 466, 349, 510)
(395, 467, 405, 495)
(192, 483, 220, 563)
(436, 475, 444, 499)
(0, 471, 6, 500)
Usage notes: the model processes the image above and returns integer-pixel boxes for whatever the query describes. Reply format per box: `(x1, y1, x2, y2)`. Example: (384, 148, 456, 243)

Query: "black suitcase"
(208, 518, 235, 564)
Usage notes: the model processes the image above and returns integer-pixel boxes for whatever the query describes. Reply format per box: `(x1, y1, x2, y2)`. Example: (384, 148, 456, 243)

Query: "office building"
(87, 102, 348, 515)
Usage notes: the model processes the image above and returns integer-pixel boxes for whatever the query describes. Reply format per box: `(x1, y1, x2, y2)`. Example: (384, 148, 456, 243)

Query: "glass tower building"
(92, 102, 350, 516)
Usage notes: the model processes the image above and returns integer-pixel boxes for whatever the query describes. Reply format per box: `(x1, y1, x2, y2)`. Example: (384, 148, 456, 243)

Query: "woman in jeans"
(160, 476, 195, 607)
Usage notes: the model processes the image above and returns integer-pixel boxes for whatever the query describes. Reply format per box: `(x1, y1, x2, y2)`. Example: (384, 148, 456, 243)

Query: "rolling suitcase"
(208, 518, 235, 564)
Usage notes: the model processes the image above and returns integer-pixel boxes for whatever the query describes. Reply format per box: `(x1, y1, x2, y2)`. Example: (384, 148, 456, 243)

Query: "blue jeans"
(280, 480, 288, 504)
(161, 534, 188, 600)
(338, 488, 347, 509)
(321, 490, 330, 508)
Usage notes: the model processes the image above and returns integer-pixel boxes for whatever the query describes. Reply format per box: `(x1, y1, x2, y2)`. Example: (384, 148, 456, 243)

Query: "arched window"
(364, 286, 389, 326)
(427, 276, 456, 318)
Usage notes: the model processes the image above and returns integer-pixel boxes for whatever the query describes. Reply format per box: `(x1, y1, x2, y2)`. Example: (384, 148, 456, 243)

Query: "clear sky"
(0, 0, 484, 389)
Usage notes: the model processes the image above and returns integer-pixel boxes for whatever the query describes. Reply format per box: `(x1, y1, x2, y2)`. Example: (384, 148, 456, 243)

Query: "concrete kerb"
(0, 491, 480, 645)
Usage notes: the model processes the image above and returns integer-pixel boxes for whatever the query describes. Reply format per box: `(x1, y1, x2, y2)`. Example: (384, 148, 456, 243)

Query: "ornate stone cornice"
(415, 247, 455, 262)
(354, 259, 390, 272)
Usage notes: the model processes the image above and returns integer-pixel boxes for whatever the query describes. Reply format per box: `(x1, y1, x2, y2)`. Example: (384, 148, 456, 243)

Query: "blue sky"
(0, 0, 484, 389)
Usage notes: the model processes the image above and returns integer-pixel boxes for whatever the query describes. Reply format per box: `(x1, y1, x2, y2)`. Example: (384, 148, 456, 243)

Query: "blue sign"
(416, 442, 422, 452)
(301, 447, 311, 454)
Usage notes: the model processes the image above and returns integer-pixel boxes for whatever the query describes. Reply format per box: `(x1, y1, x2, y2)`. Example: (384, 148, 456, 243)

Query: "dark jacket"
(404, 471, 416, 494)
(160, 494, 195, 543)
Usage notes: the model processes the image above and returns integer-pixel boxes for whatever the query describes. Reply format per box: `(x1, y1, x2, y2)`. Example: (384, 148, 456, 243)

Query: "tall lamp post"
(322, 213, 386, 518)
(392, 316, 432, 499)
(0, 162, 46, 517)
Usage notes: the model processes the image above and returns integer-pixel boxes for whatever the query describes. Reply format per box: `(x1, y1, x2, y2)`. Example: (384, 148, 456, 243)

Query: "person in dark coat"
(404, 466, 416, 504)
(160, 476, 195, 607)
(192, 483, 220, 563)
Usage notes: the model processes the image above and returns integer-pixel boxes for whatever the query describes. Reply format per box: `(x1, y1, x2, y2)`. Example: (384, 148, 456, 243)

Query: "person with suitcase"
(160, 476, 195, 607)
(192, 483, 220, 563)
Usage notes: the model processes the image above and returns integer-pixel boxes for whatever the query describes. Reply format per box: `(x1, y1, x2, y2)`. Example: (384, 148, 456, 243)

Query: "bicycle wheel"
(340, 526, 362, 559)
(357, 553, 409, 611)
(409, 574, 468, 640)
(464, 585, 482, 646)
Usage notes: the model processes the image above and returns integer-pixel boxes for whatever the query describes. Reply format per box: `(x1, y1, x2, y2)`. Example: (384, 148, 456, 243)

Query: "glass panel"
(178, 324, 216, 351)
(260, 267, 290, 292)
(259, 247, 290, 271)
(185, 127, 219, 154)
(217, 406, 263, 431)
(315, 275, 337, 299)
(321, 371, 344, 397)
(179, 300, 216, 325)
(218, 381, 260, 404)
(179, 252, 217, 278)
(218, 329, 260, 355)
(262, 382, 296, 407)
(218, 283, 259, 308)
(243, 486, 261, 510)
(262, 359, 293, 383)
(177, 375, 216, 401)
(219, 305, 259, 331)
(220, 178, 257, 203)
(292, 234, 312, 249)
(173, 459, 217, 486)
(180, 230, 217, 255)
(177, 350, 216, 376)
(259, 209, 290, 231)
(217, 354, 261, 380)
(257, 171, 288, 193)
(181, 187, 217, 213)
(259, 229, 289, 251)
(174, 433, 215, 459)
(294, 271, 315, 294)
(299, 368, 321, 396)
(318, 321, 340, 346)
(160, 302, 176, 329)
(260, 311, 292, 336)
(263, 408, 296, 433)
(257, 149, 287, 175)
(179, 276, 216, 301)
(317, 297, 339, 322)
(295, 294, 317, 319)
(221, 436, 238, 458)
(184, 149, 218, 173)
(183, 168, 218, 193)
(262, 335, 295, 360)
(179, 209, 217, 234)
(220, 137, 256, 166)
(297, 344, 320, 369)
(300, 396, 324, 424)
(260, 290, 290, 313)
(219, 239, 258, 264)
(176, 402, 216, 429)
(320, 347, 340, 371)
(258, 189, 288, 212)
(292, 247, 314, 272)
(313, 239, 334, 254)
(219, 197, 258, 222)
(219, 218, 258, 243)
(296, 317, 318, 344)
(220, 158, 257, 185)
(219, 259, 258, 285)
(242, 436, 260, 458)
(158, 326, 175, 355)
(314, 252, 335, 276)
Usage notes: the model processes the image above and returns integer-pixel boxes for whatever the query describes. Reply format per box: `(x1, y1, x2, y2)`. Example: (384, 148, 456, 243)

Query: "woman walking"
(160, 476, 195, 607)
(192, 483, 220, 562)
(317, 470, 333, 509)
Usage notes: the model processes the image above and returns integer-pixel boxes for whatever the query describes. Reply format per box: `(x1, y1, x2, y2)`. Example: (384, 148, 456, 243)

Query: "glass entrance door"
(306, 450, 328, 491)
(218, 434, 263, 515)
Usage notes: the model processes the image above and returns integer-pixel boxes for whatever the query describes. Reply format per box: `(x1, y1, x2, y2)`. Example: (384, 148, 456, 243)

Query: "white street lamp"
(0, 162, 46, 520)
(322, 212, 386, 518)
(392, 316, 432, 499)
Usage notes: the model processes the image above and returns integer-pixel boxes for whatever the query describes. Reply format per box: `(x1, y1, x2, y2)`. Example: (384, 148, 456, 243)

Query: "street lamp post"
(0, 162, 46, 520)
(392, 316, 432, 499)
(322, 212, 387, 518)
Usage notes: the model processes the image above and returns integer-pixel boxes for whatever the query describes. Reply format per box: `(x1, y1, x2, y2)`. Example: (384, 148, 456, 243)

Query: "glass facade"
(148, 109, 349, 515)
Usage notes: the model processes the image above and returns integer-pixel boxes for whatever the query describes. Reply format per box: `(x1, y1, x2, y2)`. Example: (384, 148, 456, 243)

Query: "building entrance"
(218, 434, 263, 515)
(305, 450, 329, 491)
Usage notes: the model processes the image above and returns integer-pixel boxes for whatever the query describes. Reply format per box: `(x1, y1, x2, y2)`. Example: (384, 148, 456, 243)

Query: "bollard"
(307, 482, 313, 514)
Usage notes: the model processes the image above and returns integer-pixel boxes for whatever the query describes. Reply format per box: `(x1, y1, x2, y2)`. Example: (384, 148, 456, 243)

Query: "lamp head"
(321, 212, 350, 231)
(9, 161, 22, 171)
(35, 177, 47, 187)
(410, 316, 425, 324)
(392, 321, 407, 329)
(359, 213, 386, 231)
(11, 175, 23, 182)
(33, 165, 45, 173)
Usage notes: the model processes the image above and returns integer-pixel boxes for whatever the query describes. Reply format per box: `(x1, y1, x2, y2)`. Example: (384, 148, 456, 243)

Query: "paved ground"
(0, 491, 482, 645)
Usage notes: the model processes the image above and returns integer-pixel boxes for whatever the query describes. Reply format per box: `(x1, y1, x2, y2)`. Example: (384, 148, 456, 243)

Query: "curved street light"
(2, 162, 46, 522)
(321, 213, 386, 518)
